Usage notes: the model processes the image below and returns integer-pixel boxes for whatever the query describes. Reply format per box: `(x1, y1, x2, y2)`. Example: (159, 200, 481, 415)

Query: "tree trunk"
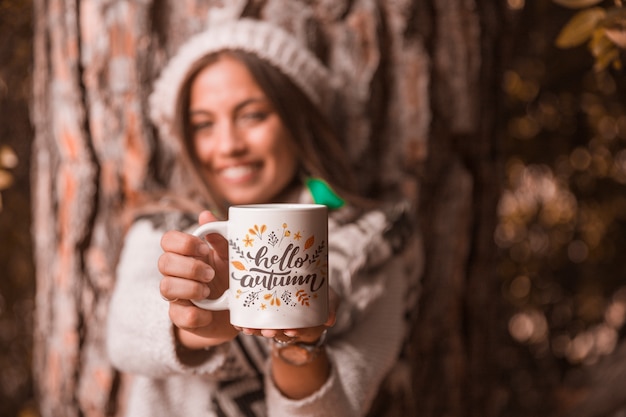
(31, 0, 507, 416)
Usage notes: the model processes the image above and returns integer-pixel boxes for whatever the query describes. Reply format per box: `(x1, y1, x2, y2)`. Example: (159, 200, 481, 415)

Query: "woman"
(107, 18, 416, 417)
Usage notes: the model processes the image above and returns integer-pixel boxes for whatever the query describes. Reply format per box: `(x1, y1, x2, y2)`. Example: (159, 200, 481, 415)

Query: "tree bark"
(31, 0, 506, 416)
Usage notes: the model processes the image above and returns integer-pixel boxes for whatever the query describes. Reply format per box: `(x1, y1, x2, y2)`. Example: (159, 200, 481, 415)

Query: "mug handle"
(190, 221, 230, 311)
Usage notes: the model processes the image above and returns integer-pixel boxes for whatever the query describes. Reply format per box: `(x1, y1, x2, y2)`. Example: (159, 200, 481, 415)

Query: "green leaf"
(555, 8, 607, 48)
(552, 0, 604, 9)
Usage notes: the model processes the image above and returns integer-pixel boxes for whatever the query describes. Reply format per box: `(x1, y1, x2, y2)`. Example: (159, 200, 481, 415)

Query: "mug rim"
(229, 203, 326, 211)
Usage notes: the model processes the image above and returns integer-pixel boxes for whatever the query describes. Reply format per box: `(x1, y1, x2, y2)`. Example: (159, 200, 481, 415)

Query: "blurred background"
(0, 1, 36, 416)
(2, 0, 626, 416)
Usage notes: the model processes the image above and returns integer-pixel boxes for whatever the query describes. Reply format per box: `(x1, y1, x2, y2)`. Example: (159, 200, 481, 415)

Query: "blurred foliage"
(499, 0, 626, 414)
(553, 0, 626, 71)
(0, 0, 37, 416)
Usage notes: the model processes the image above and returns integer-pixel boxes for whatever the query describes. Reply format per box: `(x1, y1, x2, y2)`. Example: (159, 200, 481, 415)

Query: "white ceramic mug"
(191, 204, 329, 329)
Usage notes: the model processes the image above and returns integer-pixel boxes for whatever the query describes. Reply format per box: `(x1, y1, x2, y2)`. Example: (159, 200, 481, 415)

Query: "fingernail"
(203, 267, 215, 282)
(198, 242, 211, 256)
(202, 285, 211, 298)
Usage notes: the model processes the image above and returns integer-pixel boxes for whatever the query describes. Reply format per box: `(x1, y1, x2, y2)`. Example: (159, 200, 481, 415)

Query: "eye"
(191, 120, 214, 134)
(239, 110, 269, 124)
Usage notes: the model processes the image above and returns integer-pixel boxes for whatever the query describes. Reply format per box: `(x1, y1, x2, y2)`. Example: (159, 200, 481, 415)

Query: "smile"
(219, 164, 260, 182)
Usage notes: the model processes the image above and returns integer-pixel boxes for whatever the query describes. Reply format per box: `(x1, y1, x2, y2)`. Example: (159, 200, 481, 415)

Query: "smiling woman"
(188, 54, 299, 208)
(106, 17, 417, 417)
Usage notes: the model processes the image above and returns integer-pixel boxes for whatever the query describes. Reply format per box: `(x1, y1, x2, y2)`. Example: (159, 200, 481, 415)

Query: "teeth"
(220, 165, 255, 180)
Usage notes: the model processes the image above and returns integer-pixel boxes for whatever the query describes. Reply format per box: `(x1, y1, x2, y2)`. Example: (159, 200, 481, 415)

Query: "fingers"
(158, 251, 215, 283)
(194, 212, 230, 259)
(198, 210, 218, 225)
(161, 230, 211, 258)
(159, 225, 229, 308)
(160, 275, 211, 302)
(168, 300, 214, 330)
(235, 325, 328, 344)
(282, 325, 328, 343)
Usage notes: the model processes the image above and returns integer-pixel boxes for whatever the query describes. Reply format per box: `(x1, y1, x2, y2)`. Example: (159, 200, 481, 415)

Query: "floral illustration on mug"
(240, 289, 262, 308)
(243, 234, 254, 247)
(249, 224, 266, 239)
(229, 221, 326, 312)
(264, 291, 281, 306)
(280, 291, 296, 306)
(296, 289, 311, 306)
(308, 240, 325, 267)
(267, 231, 278, 246)
(278, 223, 290, 246)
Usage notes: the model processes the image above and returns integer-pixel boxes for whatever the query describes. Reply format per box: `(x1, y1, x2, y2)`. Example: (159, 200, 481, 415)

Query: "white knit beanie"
(148, 18, 334, 145)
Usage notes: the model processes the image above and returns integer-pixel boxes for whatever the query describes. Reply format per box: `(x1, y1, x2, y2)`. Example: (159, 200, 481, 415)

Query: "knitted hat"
(148, 18, 334, 145)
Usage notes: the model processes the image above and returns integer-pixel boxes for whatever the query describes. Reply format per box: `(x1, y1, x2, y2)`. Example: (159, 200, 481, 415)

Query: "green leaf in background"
(556, 7, 607, 48)
(552, 0, 604, 9)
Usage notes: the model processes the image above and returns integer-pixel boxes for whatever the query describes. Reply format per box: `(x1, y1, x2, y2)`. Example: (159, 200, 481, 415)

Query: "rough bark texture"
(31, 0, 505, 416)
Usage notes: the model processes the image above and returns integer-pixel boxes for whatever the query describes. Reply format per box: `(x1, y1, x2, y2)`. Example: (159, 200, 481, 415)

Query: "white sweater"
(107, 201, 414, 417)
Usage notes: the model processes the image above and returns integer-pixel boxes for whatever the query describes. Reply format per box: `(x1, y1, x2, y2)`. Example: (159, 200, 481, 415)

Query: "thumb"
(198, 210, 219, 225)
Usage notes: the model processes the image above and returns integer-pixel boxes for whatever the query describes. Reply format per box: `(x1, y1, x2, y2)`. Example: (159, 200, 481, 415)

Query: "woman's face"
(188, 55, 299, 206)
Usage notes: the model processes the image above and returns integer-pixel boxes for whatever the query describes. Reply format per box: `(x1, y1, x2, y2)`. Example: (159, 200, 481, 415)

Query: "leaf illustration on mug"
(296, 289, 311, 307)
(264, 292, 281, 306)
(280, 290, 297, 307)
(249, 224, 266, 239)
(243, 290, 261, 307)
(304, 236, 315, 250)
(231, 261, 247, 271)
(278, 223, 290, 246)
(229, 239, 246, 257)
(267, 231, 278, 246)
(308, 241, 326, 266)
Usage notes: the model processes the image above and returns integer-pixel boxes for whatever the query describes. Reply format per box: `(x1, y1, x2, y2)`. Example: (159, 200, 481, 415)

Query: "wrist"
(174, 326, 232, 350)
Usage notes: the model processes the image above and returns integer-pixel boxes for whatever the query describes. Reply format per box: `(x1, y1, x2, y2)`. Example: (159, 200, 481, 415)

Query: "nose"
(215, 119, 246, 155)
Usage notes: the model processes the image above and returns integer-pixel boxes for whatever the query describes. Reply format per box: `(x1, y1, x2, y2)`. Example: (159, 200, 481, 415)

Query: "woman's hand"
(242, 288, 339, 399)
(158, 211, 238, 349)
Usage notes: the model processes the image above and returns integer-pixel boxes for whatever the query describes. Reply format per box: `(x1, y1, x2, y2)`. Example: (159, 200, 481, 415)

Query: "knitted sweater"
(107, 194, 416, 417)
